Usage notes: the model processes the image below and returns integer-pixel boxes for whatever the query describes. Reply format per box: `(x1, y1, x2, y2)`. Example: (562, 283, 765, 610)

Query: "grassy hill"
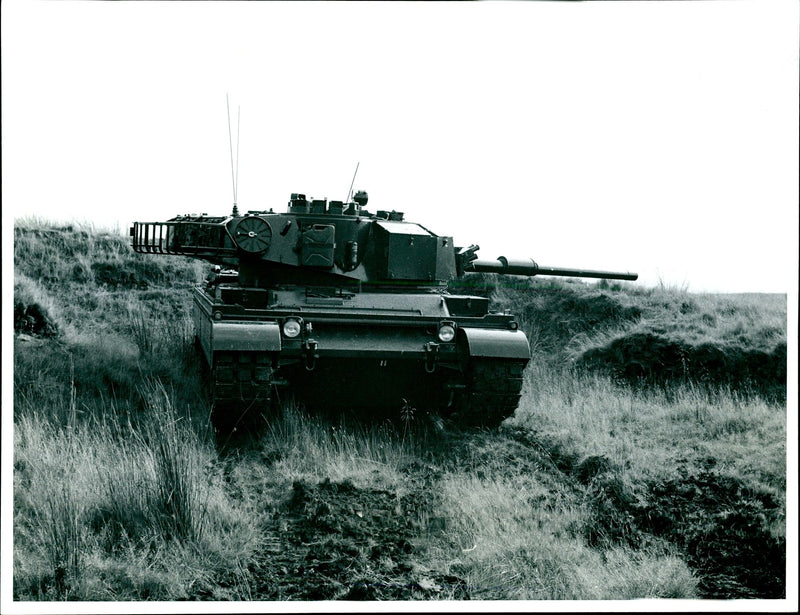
(12, 221, 787, 601)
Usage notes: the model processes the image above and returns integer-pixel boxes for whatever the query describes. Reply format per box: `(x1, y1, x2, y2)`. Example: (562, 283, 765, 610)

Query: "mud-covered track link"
(448, 358, 527, 428)
(213, 351, 274, 403)
(209, 350, 277, 431)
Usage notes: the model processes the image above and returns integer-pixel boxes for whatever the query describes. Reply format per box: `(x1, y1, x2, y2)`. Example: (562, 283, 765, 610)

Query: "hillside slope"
(12, 222, 787, 602)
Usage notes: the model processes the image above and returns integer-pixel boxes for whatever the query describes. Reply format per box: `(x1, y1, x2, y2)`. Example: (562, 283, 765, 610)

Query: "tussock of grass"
(139, 379, 213, 542)
(13, 382, 261, 600)
(128, 296, 195, 355)
(14, 222, 204, 291)
(29, 479, 86, 596)
(259, 405, 422, 488)
(512, 364, 786, 498)
(433, 472, 696, 599)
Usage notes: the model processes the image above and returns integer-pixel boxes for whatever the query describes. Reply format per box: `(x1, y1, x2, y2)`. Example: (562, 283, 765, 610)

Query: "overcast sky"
(3, 0, 798, 293)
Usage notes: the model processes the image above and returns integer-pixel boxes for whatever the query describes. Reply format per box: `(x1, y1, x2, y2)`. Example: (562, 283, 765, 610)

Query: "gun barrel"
(467, 257, 638, 281)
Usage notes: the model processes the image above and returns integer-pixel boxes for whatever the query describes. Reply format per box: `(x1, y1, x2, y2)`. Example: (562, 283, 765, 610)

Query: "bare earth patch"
(243, 478, 469, 600)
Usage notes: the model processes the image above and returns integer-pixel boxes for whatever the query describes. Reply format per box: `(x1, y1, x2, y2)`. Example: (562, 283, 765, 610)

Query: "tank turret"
(131, 192, 637, 430)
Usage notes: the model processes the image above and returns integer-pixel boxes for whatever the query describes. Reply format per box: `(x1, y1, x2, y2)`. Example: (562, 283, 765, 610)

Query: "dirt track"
(217, 427, 784, 600)
(239, 478, 468, 600)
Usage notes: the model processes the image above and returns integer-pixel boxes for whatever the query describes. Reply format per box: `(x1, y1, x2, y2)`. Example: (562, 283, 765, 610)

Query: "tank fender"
(212, 321, 282, 353)
(458, 327, 531, 360)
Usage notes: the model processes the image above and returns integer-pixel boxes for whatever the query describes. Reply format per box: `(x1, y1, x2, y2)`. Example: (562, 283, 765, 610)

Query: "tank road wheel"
(448, 358, 527, 429)
(210, 351, 274, 435)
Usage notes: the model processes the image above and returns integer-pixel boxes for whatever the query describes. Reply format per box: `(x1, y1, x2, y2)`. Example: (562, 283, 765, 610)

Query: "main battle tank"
(131, 190, 637, 428)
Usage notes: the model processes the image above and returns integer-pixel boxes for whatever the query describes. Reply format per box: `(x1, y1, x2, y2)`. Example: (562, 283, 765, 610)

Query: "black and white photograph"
(2, 0, 797, 612)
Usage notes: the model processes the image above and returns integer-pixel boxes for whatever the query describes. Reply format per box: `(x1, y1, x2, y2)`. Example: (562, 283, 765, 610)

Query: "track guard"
(196, 318, 282, 366)
(458, 327, 531, 360)
(212, 321, 282, 352)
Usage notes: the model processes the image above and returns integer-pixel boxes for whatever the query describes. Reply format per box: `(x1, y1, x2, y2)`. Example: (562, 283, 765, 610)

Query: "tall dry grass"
(511, 363, 786, 499)
(413, 426, 699, 600)
(432, 471, 696, 599)
(13, 377, 261, 600)
(14, 221, 204, 293)
(259, 404, 425, 488)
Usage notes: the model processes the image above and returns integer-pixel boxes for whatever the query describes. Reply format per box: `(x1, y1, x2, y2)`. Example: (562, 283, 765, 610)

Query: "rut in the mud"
(245, 478, 469, 600)
(638, 467, 784, 599)
(574, 457, 785, 599)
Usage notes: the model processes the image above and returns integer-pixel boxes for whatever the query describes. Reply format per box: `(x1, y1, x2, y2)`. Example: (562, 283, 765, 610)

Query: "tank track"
(209, 351, 274, 431)
(448, 358, 528, 429)
(201, 349, 526, 431)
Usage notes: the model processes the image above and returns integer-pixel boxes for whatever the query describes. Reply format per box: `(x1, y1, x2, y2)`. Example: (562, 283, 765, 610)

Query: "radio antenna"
(227, 93, 240, 216)
(346, 161, 360, 203)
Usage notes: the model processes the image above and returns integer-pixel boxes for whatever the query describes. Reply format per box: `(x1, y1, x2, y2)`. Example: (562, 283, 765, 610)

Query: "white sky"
(2, 0, 798, 293)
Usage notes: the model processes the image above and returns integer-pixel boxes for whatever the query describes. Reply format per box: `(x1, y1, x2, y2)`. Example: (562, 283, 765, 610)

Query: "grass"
(433, 473, 696, 599)
(10, 221, 788, 602)
(260, 405, 424, 487)
(511, 363, 786, 499)
(507, 361, 786, 598)
(13, 382, 261, 600)
(13, 217, 204, 291)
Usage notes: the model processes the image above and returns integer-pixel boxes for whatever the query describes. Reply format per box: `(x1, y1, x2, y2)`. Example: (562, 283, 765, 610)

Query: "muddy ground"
(513, 427, 785, 600)
(207, 476, 468, 601)
(212, 427, 784, 601)
(635, 466, 784, 598)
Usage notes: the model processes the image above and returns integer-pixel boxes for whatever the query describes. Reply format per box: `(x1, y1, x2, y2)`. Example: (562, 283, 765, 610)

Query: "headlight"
(282, 318, 302, 338)
(437, 323, 456, 343)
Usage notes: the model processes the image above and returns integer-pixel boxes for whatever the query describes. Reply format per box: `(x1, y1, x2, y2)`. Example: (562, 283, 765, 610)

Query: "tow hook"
(303, 339, 318, 371)
(424, 342, 439, 373)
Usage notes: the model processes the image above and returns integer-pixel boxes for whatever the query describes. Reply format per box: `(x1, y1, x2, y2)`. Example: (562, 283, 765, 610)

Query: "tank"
(131, 190, 637, 429)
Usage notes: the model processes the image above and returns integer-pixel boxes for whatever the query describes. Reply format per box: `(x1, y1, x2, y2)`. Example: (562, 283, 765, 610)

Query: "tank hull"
(192, 284, 530, 427)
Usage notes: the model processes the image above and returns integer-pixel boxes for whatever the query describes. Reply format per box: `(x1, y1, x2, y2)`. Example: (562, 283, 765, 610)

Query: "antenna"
(236, 103, 240, 210)
(227, 93, 240, 216)
(346, 162, 360, 203)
